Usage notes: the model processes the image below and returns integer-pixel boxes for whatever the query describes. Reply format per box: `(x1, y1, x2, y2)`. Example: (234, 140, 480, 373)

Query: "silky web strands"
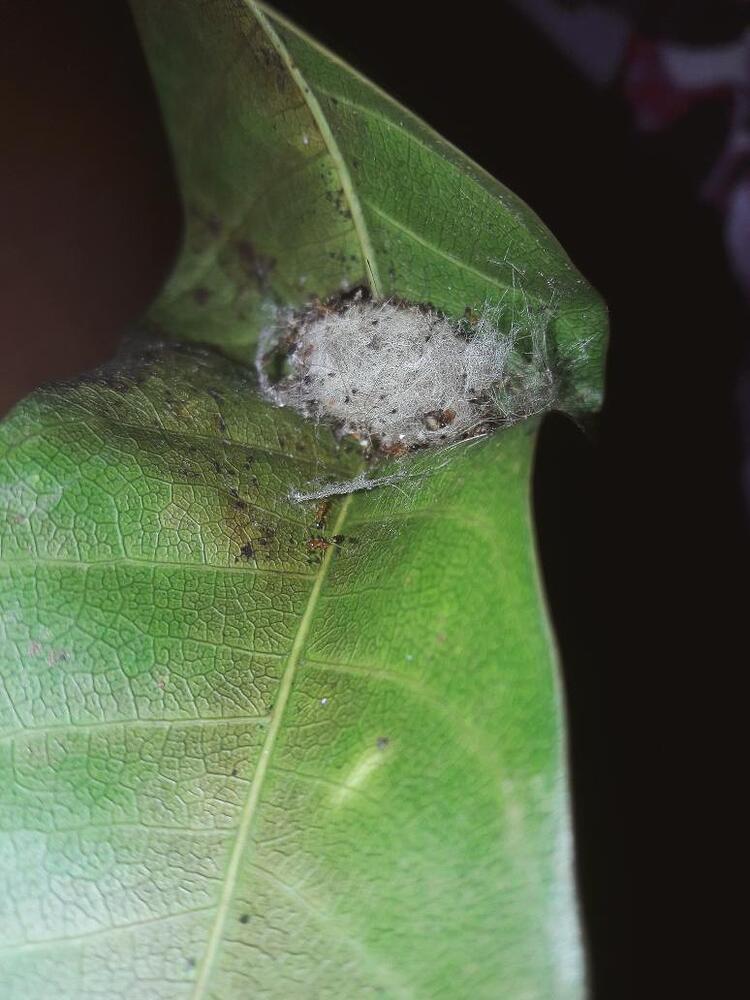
(256, 288, 583, 500)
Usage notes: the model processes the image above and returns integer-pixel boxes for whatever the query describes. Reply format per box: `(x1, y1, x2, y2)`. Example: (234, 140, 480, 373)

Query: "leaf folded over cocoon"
(0, 2, 607, 996)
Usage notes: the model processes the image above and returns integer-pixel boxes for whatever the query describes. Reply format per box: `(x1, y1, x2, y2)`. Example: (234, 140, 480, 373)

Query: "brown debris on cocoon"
(257, 290, 562, 456)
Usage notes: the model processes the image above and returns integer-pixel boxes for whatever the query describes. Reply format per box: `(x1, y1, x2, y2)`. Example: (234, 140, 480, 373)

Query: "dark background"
(3, 1, 748, 995)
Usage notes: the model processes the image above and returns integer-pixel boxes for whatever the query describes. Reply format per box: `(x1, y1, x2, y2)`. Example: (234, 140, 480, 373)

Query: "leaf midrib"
(256, 3, 577, 288)
(190, 493, 354, 998)
(251, 1, 382, 296)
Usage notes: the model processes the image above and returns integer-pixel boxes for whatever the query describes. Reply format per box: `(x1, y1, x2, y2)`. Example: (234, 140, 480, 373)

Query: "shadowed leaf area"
(0, 1, 606, 996)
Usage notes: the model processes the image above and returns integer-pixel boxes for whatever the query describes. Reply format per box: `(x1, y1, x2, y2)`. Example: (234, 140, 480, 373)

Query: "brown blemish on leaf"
(236, 239, 276, 290)
(306, 536, 330, 552)
(224, 496, 256, 553)
(238, 541, 255, 560)
(314, 500, 331, 530)
(253, 20, 294, 96)
(306, 533, 352, 554)
(379, 441, 409, 458)
(422, 408, 456, 430)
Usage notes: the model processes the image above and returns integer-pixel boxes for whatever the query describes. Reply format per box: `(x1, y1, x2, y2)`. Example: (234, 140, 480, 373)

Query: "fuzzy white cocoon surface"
(258, 295, 557, 451)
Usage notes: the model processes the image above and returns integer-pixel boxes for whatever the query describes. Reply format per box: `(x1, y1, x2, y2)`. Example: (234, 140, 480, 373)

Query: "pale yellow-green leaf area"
(0, 344, 581, 997)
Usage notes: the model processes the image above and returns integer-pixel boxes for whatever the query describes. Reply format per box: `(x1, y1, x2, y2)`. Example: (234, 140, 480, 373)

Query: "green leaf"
(0, 2, 606, 997)
(132, 0, 605, 415)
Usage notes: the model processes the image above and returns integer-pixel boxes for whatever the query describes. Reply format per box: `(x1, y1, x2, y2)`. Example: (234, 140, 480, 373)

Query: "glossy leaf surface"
(133, 0, 605, 413)
(0, 2, 606, 996)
